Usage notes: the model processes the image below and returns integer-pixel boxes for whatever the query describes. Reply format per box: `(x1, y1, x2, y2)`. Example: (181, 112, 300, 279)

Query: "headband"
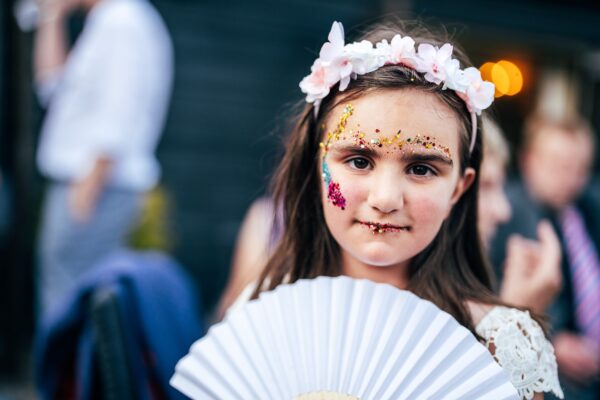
(299, 21, 495, 153)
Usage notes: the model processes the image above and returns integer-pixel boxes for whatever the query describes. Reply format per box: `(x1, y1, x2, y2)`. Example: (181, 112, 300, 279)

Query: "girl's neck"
(340, 252, 410, 289)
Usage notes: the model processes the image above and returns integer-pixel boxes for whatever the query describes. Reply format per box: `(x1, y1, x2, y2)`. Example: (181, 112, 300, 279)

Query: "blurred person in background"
(491, 115, 600, 399)
(480, 116, 562, 316)
(34, 0, 173, 315)
(217, 116, 563, 321)
(216, 196, 281, 319)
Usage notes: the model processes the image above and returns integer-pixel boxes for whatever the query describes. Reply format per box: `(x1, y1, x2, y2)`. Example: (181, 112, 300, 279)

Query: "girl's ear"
(450, 167, 476, 206)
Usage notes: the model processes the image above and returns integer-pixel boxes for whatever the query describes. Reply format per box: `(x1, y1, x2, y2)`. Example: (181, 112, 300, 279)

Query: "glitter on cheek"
(322, 158, 347, 210)
(321, 158, 332, 186)
(327, 181, 347, 210)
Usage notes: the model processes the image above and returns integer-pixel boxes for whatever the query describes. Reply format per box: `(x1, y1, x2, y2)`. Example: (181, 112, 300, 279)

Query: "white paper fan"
(171, 276, 519, 400)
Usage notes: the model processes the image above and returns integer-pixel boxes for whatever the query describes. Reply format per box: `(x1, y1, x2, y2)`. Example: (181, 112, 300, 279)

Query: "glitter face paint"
(320, 105, 353, 210)
(359, 221, 410, 234)
(320, 104, 452, 159)
(321, 157, 347, 210)
(320, 104, 454, 214)
(352, 131, 451, 159)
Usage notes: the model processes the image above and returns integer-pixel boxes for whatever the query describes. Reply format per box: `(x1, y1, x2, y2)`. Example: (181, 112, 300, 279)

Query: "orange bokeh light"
(497, 60, 523, 96)
(479, 60, 523, 98)
(492, 63, 510, 97)
(479, 62, 495, 82)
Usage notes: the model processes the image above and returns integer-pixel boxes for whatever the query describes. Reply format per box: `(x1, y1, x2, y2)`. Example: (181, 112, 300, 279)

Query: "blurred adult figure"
(491, 115, 600, 399)
(34, 0, 173, 314)
(480, 117, 562, 316)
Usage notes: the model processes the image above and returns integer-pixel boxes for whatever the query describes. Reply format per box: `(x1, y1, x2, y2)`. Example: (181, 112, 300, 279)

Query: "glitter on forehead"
(320, 104, 354, 156)
(351, 132, 452, 158)
(319, 104, 452, 159)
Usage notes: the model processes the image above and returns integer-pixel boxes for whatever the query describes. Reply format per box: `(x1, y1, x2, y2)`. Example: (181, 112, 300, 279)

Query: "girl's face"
(320, 89, 475, 278)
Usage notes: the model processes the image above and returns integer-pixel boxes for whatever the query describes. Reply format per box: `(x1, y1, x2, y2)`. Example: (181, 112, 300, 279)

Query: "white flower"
(457, 67, 495, 114)
(345, 40, 380, 76)
(299, 21, 496, 116)
(416, 43, 454, 85)
(319, 21, 345, 62)
(390, 34, 417, 68)
(443, 59, 467, 92)
(374, 39, 392, 63)
(319, 21, 353, 90)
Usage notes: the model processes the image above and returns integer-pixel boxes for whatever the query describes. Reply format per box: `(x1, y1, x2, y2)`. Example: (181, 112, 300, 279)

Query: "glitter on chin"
(327, 181, 346, 210)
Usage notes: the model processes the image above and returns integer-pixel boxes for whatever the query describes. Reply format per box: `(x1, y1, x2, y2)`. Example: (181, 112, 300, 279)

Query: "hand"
(500, 220, 562, 312)
(553, 332, 600, 384)
(68, 157, 111, 223)
(68, 173, 102, 223)
(38, 0, 82, 20)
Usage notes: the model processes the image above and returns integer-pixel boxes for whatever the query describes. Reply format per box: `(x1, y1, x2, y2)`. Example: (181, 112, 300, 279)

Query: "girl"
(220, 118, 562, 319)
(237, 20, 562, 399)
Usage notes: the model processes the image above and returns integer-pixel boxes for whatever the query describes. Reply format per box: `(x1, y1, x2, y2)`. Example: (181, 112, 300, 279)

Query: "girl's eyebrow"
(328, 144, 454, 166)
(402, 152, 454, 167)
(328, 144, 378, 158)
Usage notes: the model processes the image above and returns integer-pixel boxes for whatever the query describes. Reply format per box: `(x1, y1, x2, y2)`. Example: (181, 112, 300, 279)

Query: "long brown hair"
(253, 20, 502, 334)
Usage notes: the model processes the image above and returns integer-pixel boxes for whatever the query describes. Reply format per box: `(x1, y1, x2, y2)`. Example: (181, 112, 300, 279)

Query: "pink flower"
(416, 43, 454, 84)
(299, 59, 335, 103)
(298, 21, 496, 116)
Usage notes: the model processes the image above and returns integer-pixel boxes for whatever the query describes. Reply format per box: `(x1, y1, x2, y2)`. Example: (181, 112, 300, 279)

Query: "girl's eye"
(408, 164, 435, 176)
(348, 157, 371, 170)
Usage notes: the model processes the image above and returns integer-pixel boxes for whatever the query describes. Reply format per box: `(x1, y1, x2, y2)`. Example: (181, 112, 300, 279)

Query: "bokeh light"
(480, 60, 523, 98)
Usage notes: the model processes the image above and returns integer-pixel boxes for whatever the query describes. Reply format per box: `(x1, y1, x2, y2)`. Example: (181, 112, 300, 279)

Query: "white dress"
(229, 285, 564, 399)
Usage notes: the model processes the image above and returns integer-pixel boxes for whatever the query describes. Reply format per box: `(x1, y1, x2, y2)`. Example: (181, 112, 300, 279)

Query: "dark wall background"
(153, 0, 380, 314)
(0, 0, 38, 379)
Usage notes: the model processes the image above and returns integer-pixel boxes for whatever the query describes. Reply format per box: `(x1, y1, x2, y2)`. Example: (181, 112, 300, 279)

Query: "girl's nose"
(367, 170, 404, 214)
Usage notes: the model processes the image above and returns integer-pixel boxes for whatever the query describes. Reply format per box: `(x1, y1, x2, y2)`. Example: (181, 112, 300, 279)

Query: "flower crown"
(299, 22, 495, 152)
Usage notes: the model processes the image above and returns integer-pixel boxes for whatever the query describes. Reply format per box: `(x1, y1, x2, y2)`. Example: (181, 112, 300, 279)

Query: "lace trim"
(476, 306, 564, 399)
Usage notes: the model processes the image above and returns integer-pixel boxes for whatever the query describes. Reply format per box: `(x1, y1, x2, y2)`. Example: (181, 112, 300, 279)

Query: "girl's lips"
(358, 221, 411, 234)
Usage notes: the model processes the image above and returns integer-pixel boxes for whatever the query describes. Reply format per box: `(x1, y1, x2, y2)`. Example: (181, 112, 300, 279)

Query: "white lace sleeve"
(476, 306, 564, 399)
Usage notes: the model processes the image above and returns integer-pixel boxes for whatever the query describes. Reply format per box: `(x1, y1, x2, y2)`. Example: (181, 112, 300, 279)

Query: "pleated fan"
(171, 276, 519, 399)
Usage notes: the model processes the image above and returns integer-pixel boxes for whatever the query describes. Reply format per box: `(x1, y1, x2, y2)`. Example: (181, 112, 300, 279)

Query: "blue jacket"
(36, 250, 204, 400)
